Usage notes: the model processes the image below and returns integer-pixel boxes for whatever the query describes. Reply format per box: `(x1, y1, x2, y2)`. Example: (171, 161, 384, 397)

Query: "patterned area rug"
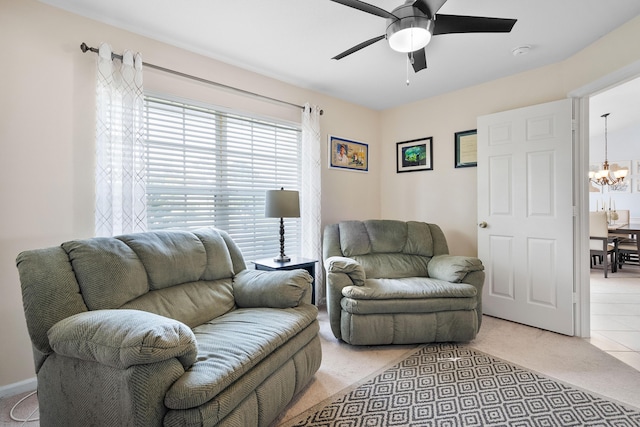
(281, 344, 640, 427)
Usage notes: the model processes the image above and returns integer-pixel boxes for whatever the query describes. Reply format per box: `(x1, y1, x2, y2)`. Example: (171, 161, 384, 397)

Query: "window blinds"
(144, 95, 302, 261)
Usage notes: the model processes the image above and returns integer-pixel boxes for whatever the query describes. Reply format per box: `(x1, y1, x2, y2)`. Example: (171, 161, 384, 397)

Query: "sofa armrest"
(323, 256, 367, 340)
(233, 269, 312, 308)
(47, 309, 197, 370)
(428, 255, 485, 330)
(324, 256, 366, 286)
(428, 255, 484, 283)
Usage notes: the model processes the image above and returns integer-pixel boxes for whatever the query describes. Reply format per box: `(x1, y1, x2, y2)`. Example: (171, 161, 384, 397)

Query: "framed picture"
(396, 137, 433, 173)
(328, 135, 368, 172)
(455, 129, 477, 168)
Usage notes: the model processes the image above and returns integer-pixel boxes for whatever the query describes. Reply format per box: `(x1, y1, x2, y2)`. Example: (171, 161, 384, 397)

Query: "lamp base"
(273, 255, 291, 263)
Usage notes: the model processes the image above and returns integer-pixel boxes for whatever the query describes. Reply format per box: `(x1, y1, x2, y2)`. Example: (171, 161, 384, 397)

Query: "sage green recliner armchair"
(323, 220, 485, 345)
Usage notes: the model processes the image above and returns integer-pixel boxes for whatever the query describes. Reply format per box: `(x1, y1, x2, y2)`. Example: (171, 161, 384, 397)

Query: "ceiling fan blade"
(329, 0, 398, 20)
(410, 48, 427, 72)
(433, 14, 517, 35)
(332, 35, 386, 60)
(413, 0, 447, 19)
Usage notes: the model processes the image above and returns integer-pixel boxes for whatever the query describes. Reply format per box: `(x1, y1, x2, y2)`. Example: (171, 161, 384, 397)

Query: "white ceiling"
(40, 0, 640, 111)
(590, 76, 640, 137)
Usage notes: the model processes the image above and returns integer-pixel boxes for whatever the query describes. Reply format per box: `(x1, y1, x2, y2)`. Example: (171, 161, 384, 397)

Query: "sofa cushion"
(343, 277, 477, 300)
(121, 279, 235, 328)
(341, 296, 476, 315)
(340, 277, 478, 317)
(338, 221, 372, 256)
(405, 221, 437, 256)
(165, 304, 319, 410)
(118, 231, 207, 290)
(337, 220, 451, 259)
(365, 220, 407, 253)
(62, 238, 149, 310)
(351, 253, 430, 279)
(192, 228, 235, 280)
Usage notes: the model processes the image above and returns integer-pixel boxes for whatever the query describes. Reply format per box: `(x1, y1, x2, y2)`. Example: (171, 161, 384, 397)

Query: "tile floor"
(589, 263, 640, 371)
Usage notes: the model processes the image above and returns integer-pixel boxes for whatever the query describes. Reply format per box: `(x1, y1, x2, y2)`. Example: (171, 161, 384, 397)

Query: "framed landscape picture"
(455, 129, 477, 168)
(396, 137, 433, 173)
(328, 135, 368, 172)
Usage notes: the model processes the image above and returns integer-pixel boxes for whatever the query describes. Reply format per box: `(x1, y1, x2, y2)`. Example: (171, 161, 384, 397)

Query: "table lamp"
(265, 187, 300, 262)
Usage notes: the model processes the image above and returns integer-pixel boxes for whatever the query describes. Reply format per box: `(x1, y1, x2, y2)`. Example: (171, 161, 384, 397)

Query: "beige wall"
(0, 0, 381, 389)
(2, 0, 640, 390)
(380, 15, 640, 257)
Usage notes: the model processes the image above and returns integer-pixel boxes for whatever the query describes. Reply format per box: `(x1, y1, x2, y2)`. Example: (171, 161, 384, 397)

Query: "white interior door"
(477, 99, 575, 336)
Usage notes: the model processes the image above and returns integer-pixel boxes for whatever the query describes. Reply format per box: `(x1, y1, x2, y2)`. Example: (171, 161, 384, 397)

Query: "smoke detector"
(512, 45, 531, 56)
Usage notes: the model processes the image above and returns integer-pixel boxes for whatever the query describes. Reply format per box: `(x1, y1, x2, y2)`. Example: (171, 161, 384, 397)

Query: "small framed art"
(329, 135, 368, 172)
(455, 129, 477, 168)
(396, 137, 433, 173)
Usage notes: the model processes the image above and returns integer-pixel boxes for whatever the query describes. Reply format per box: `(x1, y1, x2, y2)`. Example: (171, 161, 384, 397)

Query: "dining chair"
(609, 209, 632, 239)
(609, 210, 638, 268)
(615, 209, 630, 225)
(618, 241, 639, 267)
(590, 211, 618, 278)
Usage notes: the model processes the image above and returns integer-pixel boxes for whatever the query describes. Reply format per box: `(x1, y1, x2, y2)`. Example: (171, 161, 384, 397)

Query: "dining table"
(608, 222, 640, 264)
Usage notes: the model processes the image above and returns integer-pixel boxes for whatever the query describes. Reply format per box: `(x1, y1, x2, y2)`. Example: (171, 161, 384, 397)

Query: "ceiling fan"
(330, 0, 517, 72)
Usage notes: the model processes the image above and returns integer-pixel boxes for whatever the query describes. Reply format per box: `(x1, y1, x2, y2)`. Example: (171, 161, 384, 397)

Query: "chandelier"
(589, 113, 627, 187)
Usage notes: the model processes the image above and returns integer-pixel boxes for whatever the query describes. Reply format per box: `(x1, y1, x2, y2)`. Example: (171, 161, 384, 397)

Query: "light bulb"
(388, 27, 431, 53)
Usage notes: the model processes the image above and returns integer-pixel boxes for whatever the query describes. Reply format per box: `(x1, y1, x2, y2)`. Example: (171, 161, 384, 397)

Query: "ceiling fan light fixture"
(387, 16, 432, 53)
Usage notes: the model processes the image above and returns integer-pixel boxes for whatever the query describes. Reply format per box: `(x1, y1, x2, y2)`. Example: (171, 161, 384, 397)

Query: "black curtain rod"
(80, 43, 323, 115)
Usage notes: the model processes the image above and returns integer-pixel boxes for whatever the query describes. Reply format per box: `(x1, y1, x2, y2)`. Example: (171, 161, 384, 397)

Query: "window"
(144, 95, 302, 261)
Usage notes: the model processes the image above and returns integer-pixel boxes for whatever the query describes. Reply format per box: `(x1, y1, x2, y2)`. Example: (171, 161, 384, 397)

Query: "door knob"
(478, 221, 488, 228)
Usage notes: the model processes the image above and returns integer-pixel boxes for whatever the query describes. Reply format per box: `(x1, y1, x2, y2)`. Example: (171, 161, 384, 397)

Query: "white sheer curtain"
(94, 43, 146, 237)
(301, 104, 323, 304)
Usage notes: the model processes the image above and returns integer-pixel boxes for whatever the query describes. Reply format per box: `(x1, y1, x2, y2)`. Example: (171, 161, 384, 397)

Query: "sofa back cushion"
(62, 238, 149, 310)
(121, 279, 235, 329)
(117, 231, 208, 290)
(61, 228, 239, 311)
(335, 220, 450, 279)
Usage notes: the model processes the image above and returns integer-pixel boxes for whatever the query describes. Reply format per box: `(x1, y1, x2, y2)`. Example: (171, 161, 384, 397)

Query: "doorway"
(586, 76, 640, 369)
(569, 60, 640, 338)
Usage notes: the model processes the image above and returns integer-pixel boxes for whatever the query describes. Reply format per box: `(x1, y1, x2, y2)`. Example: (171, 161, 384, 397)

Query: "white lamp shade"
(386, 16, 432, 53)
(265, 189, 300, 218)
(614, 169, 628, 178)
(388, 27, 431, 53)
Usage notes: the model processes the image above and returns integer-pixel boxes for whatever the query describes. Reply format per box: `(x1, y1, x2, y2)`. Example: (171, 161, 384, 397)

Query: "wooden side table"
(253, 256, 318, 304)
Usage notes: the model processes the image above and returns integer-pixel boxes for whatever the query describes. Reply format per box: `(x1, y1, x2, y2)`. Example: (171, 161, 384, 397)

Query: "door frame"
(569, 59, 640, 338)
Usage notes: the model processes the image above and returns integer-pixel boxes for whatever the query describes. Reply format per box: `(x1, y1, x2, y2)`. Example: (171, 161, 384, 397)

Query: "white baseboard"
(0, 377, 37, 398)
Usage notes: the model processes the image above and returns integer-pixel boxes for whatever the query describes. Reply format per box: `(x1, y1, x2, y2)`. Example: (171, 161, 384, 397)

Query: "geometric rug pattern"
(281, 343, 640, 427)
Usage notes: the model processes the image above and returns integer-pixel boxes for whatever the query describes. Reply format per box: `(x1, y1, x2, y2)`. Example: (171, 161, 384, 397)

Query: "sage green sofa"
(16, 228, 321, 426)
(323, 220, 484, 345)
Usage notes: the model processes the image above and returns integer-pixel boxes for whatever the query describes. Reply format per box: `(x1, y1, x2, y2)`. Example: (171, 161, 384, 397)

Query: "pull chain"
(406, 26, 414, 86)
(406, 55, 410, 86)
